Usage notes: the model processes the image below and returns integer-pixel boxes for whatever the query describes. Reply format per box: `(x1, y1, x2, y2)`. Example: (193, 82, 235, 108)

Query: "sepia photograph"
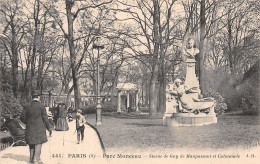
(0, 0, 259, 164)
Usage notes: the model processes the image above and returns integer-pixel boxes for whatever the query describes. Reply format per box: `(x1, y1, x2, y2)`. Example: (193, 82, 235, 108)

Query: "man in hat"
(75, 109, 86, 144)
(21, 90, 53, 164)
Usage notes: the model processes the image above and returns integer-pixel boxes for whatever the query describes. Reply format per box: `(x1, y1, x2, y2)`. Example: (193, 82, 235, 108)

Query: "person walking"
(75, 110, 86, 144)
(55, 103, 69, 131)
(21, 90, 53, 164)
(51, 103, 59, 125)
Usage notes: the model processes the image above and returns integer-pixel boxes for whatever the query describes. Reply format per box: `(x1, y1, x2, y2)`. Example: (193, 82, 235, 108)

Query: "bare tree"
(0, 0, 27, 98)
(111, 0, 181, 115)
(42, 0, 112, 109)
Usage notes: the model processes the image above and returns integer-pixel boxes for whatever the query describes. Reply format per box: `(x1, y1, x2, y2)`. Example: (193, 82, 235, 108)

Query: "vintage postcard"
(0, 0, 259, 164)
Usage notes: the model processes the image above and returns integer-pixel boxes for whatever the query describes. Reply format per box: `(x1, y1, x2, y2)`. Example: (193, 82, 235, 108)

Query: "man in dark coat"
(21, 90, 53, 164)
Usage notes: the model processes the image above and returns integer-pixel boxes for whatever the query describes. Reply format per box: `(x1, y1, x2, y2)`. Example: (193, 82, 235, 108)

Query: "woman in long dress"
(55, 103, 69, 131)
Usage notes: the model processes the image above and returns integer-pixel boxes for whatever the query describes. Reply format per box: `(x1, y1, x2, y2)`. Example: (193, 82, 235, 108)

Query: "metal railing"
(0, 142, 11, 151)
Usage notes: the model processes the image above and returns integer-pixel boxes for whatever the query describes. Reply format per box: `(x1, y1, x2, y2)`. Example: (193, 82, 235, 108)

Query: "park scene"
(0, 0, 259, 164)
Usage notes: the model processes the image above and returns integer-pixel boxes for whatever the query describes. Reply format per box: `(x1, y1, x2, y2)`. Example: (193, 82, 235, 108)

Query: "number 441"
(246, 154, 255, 158)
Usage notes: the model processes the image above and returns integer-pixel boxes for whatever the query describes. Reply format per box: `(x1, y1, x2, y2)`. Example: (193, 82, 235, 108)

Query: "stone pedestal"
(165, 112, 217, 127)
(163, 56, 218, 127)
(184, 59, 199, 89)
(163, 113, 174, 126)
(163, 91, 178, 126)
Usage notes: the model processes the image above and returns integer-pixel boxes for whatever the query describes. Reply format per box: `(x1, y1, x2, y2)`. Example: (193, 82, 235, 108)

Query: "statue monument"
(163, 38, 217, 126)
(182, 38, 200, 92)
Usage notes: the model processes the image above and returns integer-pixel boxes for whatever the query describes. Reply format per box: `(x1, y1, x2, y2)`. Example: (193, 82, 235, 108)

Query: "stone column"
(135, 90, 139, 111)
(117, 90, 121, 113)
(127, 91, 130, 109)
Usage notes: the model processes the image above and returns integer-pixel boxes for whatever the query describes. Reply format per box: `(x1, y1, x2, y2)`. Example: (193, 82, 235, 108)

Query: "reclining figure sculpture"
(167, 78, 216, 114)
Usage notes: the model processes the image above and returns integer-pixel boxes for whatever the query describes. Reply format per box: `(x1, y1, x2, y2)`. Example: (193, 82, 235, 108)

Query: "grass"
(1, 111, 259, 153)
(85, 111, 260, 153)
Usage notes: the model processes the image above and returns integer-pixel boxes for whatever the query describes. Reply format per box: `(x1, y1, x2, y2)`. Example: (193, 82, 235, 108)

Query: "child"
(68, 113, 73, 122)
(68, 107, 74, 122)
(75, 110, 86, 144)
(46, 106, 55, 136)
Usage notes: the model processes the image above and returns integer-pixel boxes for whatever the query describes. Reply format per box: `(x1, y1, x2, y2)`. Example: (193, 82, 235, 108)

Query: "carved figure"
(171, 79, 215, 114)
(182, 38, 200, 61)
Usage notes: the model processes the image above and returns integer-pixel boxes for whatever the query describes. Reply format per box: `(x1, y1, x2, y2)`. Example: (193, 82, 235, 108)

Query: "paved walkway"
(0, 120, 106, 164)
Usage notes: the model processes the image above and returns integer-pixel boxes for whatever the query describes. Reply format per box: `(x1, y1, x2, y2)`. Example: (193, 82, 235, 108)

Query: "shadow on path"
(124, 122, 164, 127)
(1, 153, 28, 163)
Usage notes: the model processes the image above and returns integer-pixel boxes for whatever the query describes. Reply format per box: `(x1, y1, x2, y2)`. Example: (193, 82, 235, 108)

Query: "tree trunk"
(158, 2, 167, 114)
(149, 64, 158, 116)
(31, 0, 40, 94)
(158, 58, 166, 113)
(36, 51, 43, 91)
(0, 54, 6, 92)
(22, 63, 31, 101)
(11, 22, 18, 98)
(66, 86, 74, 109)
(158, 39, 166, 113)
(199, 0, 206, 93)
(65, 1, 81, 110)
(37, 14, 47, 93)
(11, 53, 18, 98)
(149, 0, 160, 116)
(227, 18, 234, 74)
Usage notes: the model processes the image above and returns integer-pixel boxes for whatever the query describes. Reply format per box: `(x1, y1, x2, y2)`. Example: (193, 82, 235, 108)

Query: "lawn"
(85, 112, 260, 154)
(1, 111, 259, 154)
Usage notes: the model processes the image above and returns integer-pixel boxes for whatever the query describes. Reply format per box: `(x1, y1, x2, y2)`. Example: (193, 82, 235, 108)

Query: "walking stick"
(63, 129, 65, 146)
(48, 130, 52, 161)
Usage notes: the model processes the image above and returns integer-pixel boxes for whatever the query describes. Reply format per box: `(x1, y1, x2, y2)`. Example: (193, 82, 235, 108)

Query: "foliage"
(239, 84, 259, 115)
(215, 74, 242, 112)
(204, 90, 227, 115)
(81, 105, 96, 114)
(81, 103, 116, 114)
(102, 103, 117, 113)
(0, 136, 13, 145)
(139, 106, 149, 113)
(238, 61, 259, 115)
(0, 0, 259, 115)
(215, 60, 259, 115)
(0, 90, 23, 126)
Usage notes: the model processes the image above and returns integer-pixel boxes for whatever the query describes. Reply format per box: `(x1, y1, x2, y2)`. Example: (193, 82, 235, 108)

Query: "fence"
(0, 142, 11, 151)
(41, 93, 117, 108)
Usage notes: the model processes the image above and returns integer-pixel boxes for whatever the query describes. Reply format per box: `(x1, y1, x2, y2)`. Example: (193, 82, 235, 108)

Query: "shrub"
(0, 90, 23, 126)
(0, 136, 13, 146)
(204, 90, 228, 115)
(237, 61, 259, 115)
(139, 106, 149, 113)
(102, 103, 116, 113)
(81, 105, 96, 114)
(80, 103, 116, 114)
(238, 80, 259, 115)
